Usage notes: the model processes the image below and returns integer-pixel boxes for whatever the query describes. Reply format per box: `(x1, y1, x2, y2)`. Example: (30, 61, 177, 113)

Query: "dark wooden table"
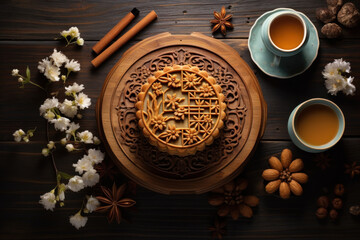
(1, 1, 360, 239)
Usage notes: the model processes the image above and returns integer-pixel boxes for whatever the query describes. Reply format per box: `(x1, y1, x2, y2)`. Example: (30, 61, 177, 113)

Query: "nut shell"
(289, 158, 304, 173)
(337, 2, 360, 28)
(279, 182, 291, 199)
(280, 149, 292, 168)
(332, 198, 343, 209)
(316, 8, 336, 23)
(262, 169, 280, 181)
(316, 207, 328, 219)
(289, 180, 303, 196)
(327, 0, 344, 15)
(317, 196, 330, 208)
(265, 180, 281, 194)
(321, 23, 342, 38)
(291, 172, 309, 184)
(329, 209, 339, 220)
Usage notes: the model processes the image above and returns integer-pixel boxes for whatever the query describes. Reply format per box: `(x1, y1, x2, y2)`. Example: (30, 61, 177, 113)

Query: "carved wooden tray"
(96, 32, 267, 194)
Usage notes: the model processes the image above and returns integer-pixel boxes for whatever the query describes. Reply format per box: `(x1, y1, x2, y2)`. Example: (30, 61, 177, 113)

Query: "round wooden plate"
(97, 32, 267, 194)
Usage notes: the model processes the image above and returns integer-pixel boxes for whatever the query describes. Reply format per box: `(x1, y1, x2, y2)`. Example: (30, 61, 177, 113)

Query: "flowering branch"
(11, 67, 46, 92)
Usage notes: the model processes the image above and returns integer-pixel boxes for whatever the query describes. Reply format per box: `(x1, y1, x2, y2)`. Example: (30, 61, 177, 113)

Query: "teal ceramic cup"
(288, 98, 345, 153)
(261, 9, 309, 65)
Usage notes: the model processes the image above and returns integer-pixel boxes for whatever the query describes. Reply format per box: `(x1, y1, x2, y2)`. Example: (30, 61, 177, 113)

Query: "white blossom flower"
(44, 64, 61, 82)
(39, 97, 59, 116)
(87, 148, 105, 164)
(50, 117, 71, 132)
(73, 156, 93, 174)
(11, 69, 19, 76)
(47, 141, 55, 150)
(59, 99, 78, 118)
(75, 92, 91, 109)
(76, 37, 84, 46)
(93, 136, 101, 145)
(42, 148, 50, 157)
(65, 122, 80, 139)
(69, 211, 88, 229)
(44, 110, 55, 120)
(65, 59, 81, 72)
(344, 76, 356, 95)
(77, 130, 93, 144)
(50, 49, 68, 67)
(13, 129, 25, 142)
(39, 192, 56, 211)
(82, 169, 100, 187)
(323, 59, 356, 96)
(66, 143, 75, 152)
(61, 138, 67, 145)
(65, 82, 84, 95)
(38, 57, 51, 73)
(67, 175, 85, 192)
(68, 27, 80, 38)
(85, 196, 100, 213)
(60, 29, 69, 38)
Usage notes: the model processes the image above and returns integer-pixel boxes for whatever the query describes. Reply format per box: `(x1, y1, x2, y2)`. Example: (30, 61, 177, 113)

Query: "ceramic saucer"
(248, 8, 319, 79)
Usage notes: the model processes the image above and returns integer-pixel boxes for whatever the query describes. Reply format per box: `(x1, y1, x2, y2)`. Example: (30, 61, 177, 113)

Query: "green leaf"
(26, 66, 31, 80)
(58, 171, 73, 180)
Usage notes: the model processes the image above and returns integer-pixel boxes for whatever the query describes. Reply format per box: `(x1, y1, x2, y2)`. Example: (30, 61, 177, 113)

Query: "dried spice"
(313, 153, 332, 170)
(317, 196, 330, 208)
(329, 209, 339, 220)
(208, 178, 259, 220)
(333, 184, 345, 196)
(316, 8, 336, 23)
(321, 23, 342, 39)
(315, 184, 345, 221)
(262, 149, 308, 199)
(316, 207, 328, 219)
(344, 161, 360, 178)
(96, 183, 136, 224)
(208, 217, 226, 239)
(94, 159, 119, 181)
(332, 198, 343, 210)
(337, 3, 360, 28)
(210, 6, 234, 36)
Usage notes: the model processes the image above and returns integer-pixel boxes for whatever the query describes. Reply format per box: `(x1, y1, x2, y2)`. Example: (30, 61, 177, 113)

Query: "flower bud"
(12, 69, 19, 76)
(60, 138, 67, 145)
(66, 144, 75, 152)
(42, 148, 50, 157)
(76, 37, 84, 46)
(61, 75, 67, 81)
(76, 113, 82, 119)
(47, 141, 55, 149)
(93, 136, 101, 145)
(18, 77, 24, 83)
(23, 136, 29, 142)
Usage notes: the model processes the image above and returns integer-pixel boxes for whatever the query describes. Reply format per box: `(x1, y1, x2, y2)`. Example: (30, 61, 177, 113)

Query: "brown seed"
(262, 169, 280, 181)
(291, 173, 309, 184)
(243, 195, 259, 207)
(265, 180, 281, 194)
(238, 203, 253, 218)
(329, 209, 338, 220)
(279, 182, 291, 199)
(332, 198, 343, 209)
(334, 184, 345, 196)
(269, 156, 283, 172)
(316, 207, 328, 219)
(289, 159, 304, 173)
(317, 196, 330, 208)
(289, 180, 303, 196)
(281, 149, 292, 168)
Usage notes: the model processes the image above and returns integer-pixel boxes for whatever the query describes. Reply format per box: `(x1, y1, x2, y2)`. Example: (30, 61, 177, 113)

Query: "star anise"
(94, 159, 119, 181)
(209, 217, 227, 239)
(344, 161, 360, 178)
(96, 183, 136, 224)
(208, 178, 259, 220)
(210, 6, 234, 36)
(313, 152, 332, 170)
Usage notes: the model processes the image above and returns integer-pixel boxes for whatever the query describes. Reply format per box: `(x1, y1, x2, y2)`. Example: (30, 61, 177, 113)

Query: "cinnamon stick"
(91, 10, 158, 68)
(92, 8, 139, 54)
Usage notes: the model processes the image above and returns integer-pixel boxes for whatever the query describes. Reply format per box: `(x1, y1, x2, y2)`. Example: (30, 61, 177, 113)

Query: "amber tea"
(295, 104, 339, 146)
(269, 15, 304, 50)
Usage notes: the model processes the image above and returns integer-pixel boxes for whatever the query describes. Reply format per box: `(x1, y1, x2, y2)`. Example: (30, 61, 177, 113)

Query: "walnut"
(329, 209, 339, 220)
(316, 8, 336, 23)
(321, 23, 342, 38)
(317, 196, 330, 208)
(327, 0, 343, 15)
(337, 3, 360, 28)
(332, 198, 343, 210)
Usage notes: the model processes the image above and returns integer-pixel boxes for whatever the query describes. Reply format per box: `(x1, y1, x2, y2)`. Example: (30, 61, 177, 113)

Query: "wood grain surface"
(1, 0, 360, 239)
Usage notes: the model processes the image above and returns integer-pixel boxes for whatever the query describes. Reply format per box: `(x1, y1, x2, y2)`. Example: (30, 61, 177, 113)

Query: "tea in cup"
(288, 98, 345, 153)
(261, 10, 309, 66)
